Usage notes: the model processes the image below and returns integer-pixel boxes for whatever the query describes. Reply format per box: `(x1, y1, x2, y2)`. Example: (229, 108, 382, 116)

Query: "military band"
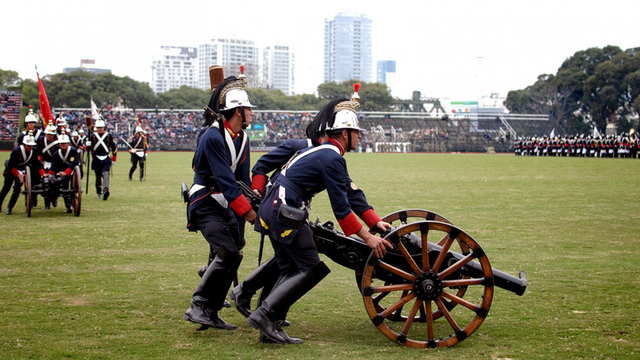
(514, 132, 639, 158)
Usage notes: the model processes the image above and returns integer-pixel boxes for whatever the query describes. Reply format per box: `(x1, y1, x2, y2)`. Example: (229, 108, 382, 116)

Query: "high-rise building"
(324, 13, 373, 83)
(263, 45, 295, 95)
(376, 60, 396, 84)
(151, 46, 197, 93)
(198, 38, 260, 90)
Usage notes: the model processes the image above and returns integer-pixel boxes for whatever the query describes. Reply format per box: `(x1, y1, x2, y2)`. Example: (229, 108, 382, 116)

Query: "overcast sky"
(2, 0, 638, 100)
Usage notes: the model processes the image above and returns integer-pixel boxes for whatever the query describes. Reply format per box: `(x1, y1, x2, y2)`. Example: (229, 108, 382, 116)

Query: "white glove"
(86, 141, 92, 146)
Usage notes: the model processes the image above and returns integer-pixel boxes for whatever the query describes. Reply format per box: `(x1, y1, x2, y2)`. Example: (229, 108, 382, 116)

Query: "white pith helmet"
(57, 134, 70, 144)
(25, 106, 37, 123)
(23, 132, 37, 146)
(44, 124, 57, 135)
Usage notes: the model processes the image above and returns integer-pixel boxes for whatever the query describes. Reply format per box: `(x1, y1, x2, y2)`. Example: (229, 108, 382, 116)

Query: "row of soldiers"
(514, 133, 639, 158)
(1, 108, 148, 214)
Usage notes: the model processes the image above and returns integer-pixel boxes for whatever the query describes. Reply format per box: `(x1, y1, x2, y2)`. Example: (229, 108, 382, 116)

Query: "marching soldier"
(128, 126, 147, 182)
(183, 66, 256, 330)
(17, 106, 43, 146)
(1, 132, 45, 215)
(87, 117, 117, 200)
(38, 124, 59, 210)
(246, 93, 392, 345)
(48, 134, 80, 213)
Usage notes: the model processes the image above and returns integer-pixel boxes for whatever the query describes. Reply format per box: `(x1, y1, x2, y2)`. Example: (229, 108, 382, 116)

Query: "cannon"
(311, 209, 527, 348)
(22, 165, 82, 217)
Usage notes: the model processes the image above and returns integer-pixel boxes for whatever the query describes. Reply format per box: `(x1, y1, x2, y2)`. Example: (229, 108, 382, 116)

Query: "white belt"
(44, 161, 51, 169)
(189, 184, 228, 209)
(97, 155, 108, 161)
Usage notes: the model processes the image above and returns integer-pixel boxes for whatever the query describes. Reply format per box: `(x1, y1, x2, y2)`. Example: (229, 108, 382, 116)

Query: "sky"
(2, 0, 638, 101)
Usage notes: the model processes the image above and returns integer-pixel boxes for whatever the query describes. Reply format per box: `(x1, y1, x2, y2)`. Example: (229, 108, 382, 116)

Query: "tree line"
(0, 69, 393, 112)
(506, 45, 640, 135)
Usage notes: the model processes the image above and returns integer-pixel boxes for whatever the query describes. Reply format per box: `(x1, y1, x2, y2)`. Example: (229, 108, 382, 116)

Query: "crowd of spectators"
(0, 91, 21, 141)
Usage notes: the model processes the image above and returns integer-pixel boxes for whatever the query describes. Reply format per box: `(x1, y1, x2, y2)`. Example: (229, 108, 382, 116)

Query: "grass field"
(1, 151, 639, 359)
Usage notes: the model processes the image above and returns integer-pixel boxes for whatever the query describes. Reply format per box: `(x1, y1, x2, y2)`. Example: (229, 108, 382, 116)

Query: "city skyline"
(2, 0, 639, 101)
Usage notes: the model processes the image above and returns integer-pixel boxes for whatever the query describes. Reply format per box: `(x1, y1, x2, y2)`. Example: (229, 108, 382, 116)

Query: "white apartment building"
(263, 45, 295, 95)
(198, 38, 260, 90)
(151, 46, 197, 93)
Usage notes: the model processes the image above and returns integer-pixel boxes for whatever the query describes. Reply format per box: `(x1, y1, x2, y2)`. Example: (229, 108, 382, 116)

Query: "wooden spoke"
(425, 300, 434, 340)
(442, 278, 485, 287)
(380, 292, 416, 318)
(438, 253, 474, 279)
(431, 235, 453, 273)
(372, 290, 390, 306)
(371, 283, 413, 293)
(378, 261, 416, 282)
(435, 298, 461, 332)
(421, 230, 430, 272)
(436, 233, 449, 246)
(401, 299, 423, 335)
(441, 290, 480, 312)
(396, 241, 422, 275)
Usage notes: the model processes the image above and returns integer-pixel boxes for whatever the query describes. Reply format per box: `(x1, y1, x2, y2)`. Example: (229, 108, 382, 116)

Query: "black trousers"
(192, 203, 245, 255)
(129, 154, 145, 179)
(270, 223, 321, 273)
(0, 174, 21, 210)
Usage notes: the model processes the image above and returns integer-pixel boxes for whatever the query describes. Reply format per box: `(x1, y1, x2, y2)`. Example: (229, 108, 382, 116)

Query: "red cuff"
(337, 211, 363, 237)
(38, 169, 45, 176)
(112, 155, 117, 162)
(230, 194, 252, 216)
(251, 174, 268, 194)
(361, 209, 382, 229)
(65, 168, 73, 176)
(48, 170, 55, 175)
(11, 168, 19, 176)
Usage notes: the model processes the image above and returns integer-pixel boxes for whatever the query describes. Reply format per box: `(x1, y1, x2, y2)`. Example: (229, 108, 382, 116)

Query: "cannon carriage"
(312, 209, 527, 348)
(22, 165, 82, 217)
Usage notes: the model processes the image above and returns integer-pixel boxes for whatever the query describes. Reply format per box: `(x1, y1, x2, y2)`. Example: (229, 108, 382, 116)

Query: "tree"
(317, 80, 393, 111)
(157, 86, 209, 109)
(0, 69, 21, 87)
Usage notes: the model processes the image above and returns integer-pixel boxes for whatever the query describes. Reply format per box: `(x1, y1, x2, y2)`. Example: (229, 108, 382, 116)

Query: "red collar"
(224, 120, 238, 139)
(326, 138, 345, 156)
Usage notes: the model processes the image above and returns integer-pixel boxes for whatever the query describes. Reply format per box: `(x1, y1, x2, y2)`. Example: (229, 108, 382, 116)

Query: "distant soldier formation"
(1, 107, 148, 215)
(514, 131, 639, 158)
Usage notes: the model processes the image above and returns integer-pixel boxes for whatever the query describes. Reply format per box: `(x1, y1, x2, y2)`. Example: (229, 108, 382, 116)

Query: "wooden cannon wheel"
(72, 165, 82, 216)
(361, 221, 494, 348)
(360, 210, 471, 322)
(24, 166, 32, 218)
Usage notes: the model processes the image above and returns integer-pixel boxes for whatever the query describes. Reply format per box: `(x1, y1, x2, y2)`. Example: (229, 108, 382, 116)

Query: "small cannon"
(312, 209, 527, 348)
(21, 165, 82, 217)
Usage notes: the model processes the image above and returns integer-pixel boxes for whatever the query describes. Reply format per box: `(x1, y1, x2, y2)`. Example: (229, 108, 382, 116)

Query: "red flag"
(37, 70, 54, 126)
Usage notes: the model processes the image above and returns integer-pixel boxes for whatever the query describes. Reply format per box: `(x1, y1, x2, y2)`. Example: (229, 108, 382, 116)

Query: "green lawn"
(1, 151, 639, 359)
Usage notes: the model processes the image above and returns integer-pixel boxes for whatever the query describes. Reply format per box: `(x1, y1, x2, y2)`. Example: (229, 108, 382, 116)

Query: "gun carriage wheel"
(72, 165, 82, 216)
(361, 221, 494, 348)
(360, 210, 471, 322)
(24, 166, 33, 217)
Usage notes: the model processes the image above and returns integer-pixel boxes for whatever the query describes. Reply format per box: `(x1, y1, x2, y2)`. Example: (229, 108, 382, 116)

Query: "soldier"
(48, 134, 80, 213)
(38, 124, 59, 210)
(246, 95, 393, 345)
(230, 86, 391, 342)
(55, 115, 70, 135)
(1, 132, 45, 215)
(183, 67, 256, 330)
(128, 126, 147, 182)
(17, 106, 43, 145)
(87, 117, 117, 200)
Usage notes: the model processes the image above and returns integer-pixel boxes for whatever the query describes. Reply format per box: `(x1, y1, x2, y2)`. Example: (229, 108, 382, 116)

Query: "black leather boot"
(183, 246, 242, 329)
(247, 261, 330, 344)
(229, 256, 280, 318)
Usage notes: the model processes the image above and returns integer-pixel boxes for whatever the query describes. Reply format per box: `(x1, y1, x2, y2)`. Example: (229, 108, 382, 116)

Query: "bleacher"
(0, 90, 22, 143)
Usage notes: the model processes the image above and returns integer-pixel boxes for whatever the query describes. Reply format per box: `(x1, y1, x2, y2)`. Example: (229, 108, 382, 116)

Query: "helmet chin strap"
(239, 107, 249, 129)
(346, 129, 353, 152)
